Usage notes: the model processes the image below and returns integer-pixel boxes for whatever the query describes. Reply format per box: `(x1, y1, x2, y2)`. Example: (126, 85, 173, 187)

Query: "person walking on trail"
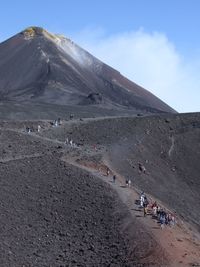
(37, 125, 41, 132)
(152, 201, 158, 217)
(69, 140, 73, 147)
(106, 168, 110, 176)
(128, 179, 131, 188)
(160, 213, 166, 229)
(113, 175, 116, 183)
(159, 210, 166, 229)
(143, 194, 149, 217)
(170, 214, 176, 227)
(140, 192, 145, 208)
(143, 202, 148, 217)
(144, 195, 148, 204)
(126, 179, 129, 187)
(25, 126, 31, 133)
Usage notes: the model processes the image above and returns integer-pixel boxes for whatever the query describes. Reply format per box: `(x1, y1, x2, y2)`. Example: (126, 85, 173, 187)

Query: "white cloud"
(72, 29, 200, 113)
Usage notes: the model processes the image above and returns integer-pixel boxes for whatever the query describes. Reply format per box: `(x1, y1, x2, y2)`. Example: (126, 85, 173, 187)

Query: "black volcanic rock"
(0, 26, 175, 113)
(81, 92, 103, 105)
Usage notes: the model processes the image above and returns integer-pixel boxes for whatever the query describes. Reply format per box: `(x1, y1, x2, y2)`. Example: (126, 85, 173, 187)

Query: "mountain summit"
(0, 27, 175, 113)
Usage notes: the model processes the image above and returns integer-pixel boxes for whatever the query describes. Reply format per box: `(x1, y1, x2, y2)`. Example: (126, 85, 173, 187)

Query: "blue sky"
(0, 0, 200, 112)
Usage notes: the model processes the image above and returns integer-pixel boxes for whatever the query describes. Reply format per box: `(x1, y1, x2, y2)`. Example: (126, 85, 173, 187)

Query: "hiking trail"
(62, 155, 200, 267)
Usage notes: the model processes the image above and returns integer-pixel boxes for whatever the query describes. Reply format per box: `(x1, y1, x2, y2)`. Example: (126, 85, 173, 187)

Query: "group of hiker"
(106, 168, 132, 187)
(125, 178, 132, 188)
(106, 168, 176, 230)
(24, 117, 82, 150)
(139, 192, 176, 229)
(25, 125, 41, 133)
(24, 117, 177, 232)
(25, 117, 65, 134)
(53, 118, 60, 127)
(64, 138, 77, 148)
(25, 118, 61, 133)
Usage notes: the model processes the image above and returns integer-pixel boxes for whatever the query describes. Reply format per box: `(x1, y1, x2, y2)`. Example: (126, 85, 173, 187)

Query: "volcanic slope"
(0, 121, 170, 267)
(38, 112, 200, 234)
(0, 26, 175, 115)
(1, 112, 200, 266)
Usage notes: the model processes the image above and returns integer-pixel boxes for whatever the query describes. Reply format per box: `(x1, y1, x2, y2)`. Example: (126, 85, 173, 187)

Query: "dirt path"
(63, 157, 200, 267)
(5, 128, 66, 145)
(0, 153, 45, 163)
(168, 135, 175, 157)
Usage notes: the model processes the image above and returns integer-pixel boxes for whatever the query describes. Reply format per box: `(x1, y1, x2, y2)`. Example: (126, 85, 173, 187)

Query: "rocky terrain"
(0, 113, 199, 266)
(0, 119, 170, 267)
(35, 113, 200, 233)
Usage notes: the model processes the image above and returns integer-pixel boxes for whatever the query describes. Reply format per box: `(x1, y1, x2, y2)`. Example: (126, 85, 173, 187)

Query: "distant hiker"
(143, 202, 148, 217)
(140, 192, 145, 208)
(152, 201, 157, 208)
(160, 214, 166, 229)
(113, 175, 116, 183)
(143, 195, 149, 206)
(152, 201, 158, 217)
(53, 120, 58, 127)
(37, 125, 41, 132)
(165, 213, 170, 225)
(128, 179, 131, 188)
(159, 210, 166, 229)
(125, 179, 129, 187)
(170, 214, 176, 227)
(153, 205, 157, 217)
(73, 142, 77, 148)
(171, 166, 176, 172)
(106, 168, 110, 176)
(167, 213, 172, 225)
(157, 206, 161, 218)
(26, 127, 31, 133)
